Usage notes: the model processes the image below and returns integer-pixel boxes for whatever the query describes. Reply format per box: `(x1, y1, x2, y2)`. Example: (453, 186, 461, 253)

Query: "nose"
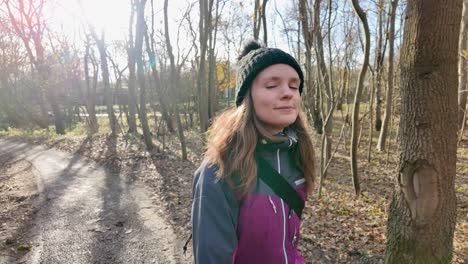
(280, 83, 294, 99)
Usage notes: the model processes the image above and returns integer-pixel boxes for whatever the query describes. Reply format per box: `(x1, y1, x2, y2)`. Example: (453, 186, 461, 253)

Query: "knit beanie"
(235, 40, 304, 106)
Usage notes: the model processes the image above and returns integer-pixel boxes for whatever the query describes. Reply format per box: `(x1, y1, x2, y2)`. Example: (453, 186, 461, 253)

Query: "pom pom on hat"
(237, 40, 263, 61)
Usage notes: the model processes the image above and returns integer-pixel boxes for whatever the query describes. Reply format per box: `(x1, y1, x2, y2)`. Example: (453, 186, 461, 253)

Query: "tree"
(163, 0, 187, 159)
(0, 21, 30, 128)
(90, 29, 118, 136)
(298, 0, 322, 134)
(384, 1, 462, 262)
(83, 34, 99, 133)
(314, 0, 334, 179)
(253, 0, 268, 44)
(126, 0, 139, 134)
(5, 0, 65, 134)
(349, 0, 371, 197)
(377, 0, 398, 151)
(207, 0, 223, 120)
(374, 0, 387, 132)
(145, 0, 175, 134)
(134, 0, 154, 150)
(197, 0, 213, 131)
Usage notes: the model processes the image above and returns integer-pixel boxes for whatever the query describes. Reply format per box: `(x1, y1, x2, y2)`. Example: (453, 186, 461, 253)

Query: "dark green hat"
(235, 40, 304, 106)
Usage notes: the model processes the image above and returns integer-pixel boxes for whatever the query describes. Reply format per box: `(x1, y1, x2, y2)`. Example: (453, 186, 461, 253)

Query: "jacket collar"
(257, 127, 298, 151)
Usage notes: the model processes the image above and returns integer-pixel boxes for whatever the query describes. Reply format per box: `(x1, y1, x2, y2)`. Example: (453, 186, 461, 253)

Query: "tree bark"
(384, 1, 462, 262)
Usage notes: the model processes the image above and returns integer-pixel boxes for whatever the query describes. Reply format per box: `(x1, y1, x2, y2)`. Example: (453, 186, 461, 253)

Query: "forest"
(0, 0, 467, 263)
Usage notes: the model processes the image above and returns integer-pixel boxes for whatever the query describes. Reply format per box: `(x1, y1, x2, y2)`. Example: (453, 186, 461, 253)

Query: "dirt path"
(0, 139, 183, 264)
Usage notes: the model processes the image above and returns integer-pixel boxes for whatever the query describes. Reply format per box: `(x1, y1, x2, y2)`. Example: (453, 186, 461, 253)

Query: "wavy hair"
(204, 92, 316, 195)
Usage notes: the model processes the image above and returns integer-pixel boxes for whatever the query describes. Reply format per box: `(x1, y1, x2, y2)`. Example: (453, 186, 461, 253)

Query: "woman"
(191, 40, 316, 264)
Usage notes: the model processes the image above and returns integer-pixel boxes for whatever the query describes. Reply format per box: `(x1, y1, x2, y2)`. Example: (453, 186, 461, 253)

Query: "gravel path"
(0, 139, 183, 264)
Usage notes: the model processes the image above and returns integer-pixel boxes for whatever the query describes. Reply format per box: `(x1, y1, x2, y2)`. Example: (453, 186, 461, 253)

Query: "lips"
(274, 106, 295, 110)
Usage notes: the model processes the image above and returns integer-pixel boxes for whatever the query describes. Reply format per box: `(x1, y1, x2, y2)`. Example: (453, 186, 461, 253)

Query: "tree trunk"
(458, 1, 468, 128)
(314, 0, 333, 177)
(299, 0, 322, 134)
(164, 0, 187, 160)
(261, 0, 268, 45)
(197, 0, 211, 131)
(143, 28, 174, 134)
(84, 37, 99, 133)
(374, 0, 386, 132)
(93, 32, 118, 136)
(42, 65, 65, 134)
(253, 0, 261, 40)
(207, 0, 219, 120)
(350, 0, 371, 197)
(126, 0, 139, 134)
(377, 0, 398, 151)
(135, 0, 154, 150)
(384, 1, 462, 262)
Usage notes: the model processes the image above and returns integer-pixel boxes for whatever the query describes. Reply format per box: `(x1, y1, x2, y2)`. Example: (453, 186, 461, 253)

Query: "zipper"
(280, 199, 288, 264)
(268, 195, 277, 214)
(277, 148, 288, 264)
(292, 227, 297, 247)
(277, 148, 281, 173)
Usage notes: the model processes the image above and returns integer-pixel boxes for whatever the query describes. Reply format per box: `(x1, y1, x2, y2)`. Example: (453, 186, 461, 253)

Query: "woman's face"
(250, 64, 301, 135)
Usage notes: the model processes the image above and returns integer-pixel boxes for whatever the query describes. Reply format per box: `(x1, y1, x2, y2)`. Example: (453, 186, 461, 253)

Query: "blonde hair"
(205, 93, 316, 195)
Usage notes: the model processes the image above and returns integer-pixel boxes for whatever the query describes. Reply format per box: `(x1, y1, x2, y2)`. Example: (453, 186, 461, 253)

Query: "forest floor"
(0, 120, 467, 263)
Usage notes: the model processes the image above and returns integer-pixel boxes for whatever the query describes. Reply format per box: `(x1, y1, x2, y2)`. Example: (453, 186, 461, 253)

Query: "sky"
(16, 0, 403, 73)
(46, 0, 292, 56)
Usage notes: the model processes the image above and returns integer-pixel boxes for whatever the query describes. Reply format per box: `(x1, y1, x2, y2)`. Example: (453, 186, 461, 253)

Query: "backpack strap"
(256, 156, 305, 219)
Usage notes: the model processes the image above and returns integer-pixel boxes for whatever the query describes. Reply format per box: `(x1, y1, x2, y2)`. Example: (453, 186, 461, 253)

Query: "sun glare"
(50, 0, 130, 41)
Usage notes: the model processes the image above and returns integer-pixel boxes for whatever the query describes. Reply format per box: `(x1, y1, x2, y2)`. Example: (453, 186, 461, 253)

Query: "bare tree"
(163, 0, 187, 159)
(197, 0, 213, 131)
(126, 0, 139, 134)
(384, 0, 462, 262)
(207, 0, 223, 120)
(5, 0, 65, 134)
(350, 0, 371, 197)
(134, 0, 154, 150)
(314, 0, 334, 179)
(298, 0, 322, 134)
(83, 34, 99, 133)
(374, 0, 387, 132)
(90, 29, 118, 136)
(377, 0, 398, 151)
(0, 21, 34, 128)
